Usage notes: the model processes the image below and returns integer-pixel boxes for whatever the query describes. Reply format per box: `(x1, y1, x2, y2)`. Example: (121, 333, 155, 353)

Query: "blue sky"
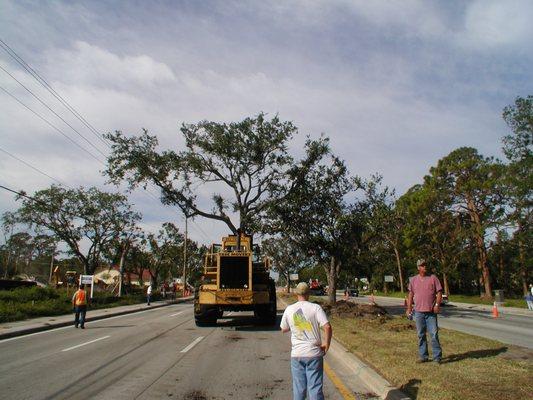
(1, 0, 532, 245)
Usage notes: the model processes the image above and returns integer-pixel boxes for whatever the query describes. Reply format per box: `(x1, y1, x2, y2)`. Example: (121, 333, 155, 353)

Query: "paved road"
(0, 303, 370, 400)
(338, 294, 533, 349)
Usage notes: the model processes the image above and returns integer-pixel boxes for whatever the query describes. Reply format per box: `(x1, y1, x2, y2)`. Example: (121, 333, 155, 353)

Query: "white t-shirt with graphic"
(280, 300, 329, 358)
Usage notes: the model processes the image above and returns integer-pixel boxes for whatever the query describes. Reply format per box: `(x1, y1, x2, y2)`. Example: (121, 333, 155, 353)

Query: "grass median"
(0, 286, 171, 323)
(278, 293, 533, 400)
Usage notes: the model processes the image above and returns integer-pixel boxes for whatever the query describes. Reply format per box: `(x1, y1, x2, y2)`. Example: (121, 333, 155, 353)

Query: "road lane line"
(61, 335, 110, 352)
(180, 336, 204, 353)
(324, 361, 356, 400)
(169, 311, 185, 317)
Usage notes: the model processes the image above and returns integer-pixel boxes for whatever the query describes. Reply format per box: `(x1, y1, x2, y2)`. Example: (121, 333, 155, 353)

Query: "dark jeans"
(74, 305, 87, 328)
(415, 311, 442, 361)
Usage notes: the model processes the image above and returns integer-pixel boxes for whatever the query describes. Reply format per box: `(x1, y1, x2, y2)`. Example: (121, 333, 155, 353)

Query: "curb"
(278, 296, 410, 400)
(0, 296, 193, 340)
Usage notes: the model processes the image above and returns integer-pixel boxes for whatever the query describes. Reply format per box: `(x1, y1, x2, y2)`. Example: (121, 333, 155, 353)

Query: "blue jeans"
(290, 357, 324, 400)
(74, 305, 86, 328)
(415, 311, 442, 361)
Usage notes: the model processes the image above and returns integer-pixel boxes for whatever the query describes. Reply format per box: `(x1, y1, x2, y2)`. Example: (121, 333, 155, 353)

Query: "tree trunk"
(326, 256, 338, 305)
(518, 238, 528, 296)
(393, 245, 404, 293)
(443, 272, 450, 296)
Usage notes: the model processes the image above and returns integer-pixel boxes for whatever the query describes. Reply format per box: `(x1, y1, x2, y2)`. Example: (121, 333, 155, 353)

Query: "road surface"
(0, 303, 375, 400)
(338, 293, 533, 349)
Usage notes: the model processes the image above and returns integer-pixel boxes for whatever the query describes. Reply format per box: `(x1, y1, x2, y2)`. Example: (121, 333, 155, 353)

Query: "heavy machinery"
(194, 232, 277, 326)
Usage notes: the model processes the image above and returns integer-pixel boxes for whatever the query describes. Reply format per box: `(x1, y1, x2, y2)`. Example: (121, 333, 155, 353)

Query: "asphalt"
(0, 298, 399, 400)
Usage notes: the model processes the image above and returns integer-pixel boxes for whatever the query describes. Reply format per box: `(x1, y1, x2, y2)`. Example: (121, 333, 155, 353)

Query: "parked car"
(440, 293, 449, 305)
(309, 286, 326, 296)
(344, 288, 359, 297)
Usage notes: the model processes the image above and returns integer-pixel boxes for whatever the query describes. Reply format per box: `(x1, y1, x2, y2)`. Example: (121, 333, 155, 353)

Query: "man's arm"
(434, 291, 442, 313)
(321, 323, 332, 354)
(406, 291, 414, 316)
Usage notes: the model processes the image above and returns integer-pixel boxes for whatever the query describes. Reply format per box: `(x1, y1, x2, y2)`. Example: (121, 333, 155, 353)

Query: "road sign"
(80, 275, 93, 285)
(289, 273, 299, 281)
(360, 277, 368, 283)
(384, 275, 394, 282)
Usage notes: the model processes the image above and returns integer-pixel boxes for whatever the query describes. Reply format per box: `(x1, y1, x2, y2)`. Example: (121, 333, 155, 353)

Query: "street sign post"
(384, 275, 394, 282)
(80, 274, 94, 298)
(289, 273, 299, 281)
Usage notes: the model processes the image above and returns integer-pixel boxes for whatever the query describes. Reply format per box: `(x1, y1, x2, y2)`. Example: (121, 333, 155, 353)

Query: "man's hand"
(320, 344, 329, 354)
(406, 308, 412, 317)
(433, 304, 441, 314)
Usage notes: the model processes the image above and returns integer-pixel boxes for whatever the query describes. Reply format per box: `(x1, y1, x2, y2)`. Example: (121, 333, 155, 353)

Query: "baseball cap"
(294, 282, 310, 295)
(416, 259, 427, 267)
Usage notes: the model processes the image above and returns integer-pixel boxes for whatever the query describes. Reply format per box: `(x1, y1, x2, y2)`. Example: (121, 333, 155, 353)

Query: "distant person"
(72, 285, 88, 329)
(530, 284, 533, 297)
(406, 259, 443, 364)
(147, 283, 152, 306)
(525, 293, 533, 311)
(281, 282, 332, 400)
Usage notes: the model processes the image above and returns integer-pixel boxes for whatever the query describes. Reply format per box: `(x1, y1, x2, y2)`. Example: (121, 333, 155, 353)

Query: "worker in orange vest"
(72, 285, 88, 329)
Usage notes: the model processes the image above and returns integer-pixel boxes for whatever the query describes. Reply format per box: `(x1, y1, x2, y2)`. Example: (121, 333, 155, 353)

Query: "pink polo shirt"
(408, 274, 442, 312)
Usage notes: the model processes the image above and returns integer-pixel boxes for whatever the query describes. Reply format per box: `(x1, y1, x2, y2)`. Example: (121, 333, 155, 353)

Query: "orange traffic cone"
(492, 302, 499, 318)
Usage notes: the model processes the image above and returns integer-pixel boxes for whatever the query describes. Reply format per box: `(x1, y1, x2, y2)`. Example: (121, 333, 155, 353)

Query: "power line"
(0, 63, 108, 158)
(0, 38, 110, 148)
(0, 84, 106, 165)
(0, 147, 68, 187)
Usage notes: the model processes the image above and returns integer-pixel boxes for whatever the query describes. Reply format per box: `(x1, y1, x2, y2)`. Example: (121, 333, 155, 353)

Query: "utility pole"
(48, 244, 56, 284)
(182, 216, 188, 297)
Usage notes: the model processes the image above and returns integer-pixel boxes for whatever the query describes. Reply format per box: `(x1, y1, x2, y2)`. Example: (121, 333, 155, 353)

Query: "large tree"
(429, 148, 504, 299)
(269, 153, 365, 305)
(262, 236, 311, 293)
(104, 113, 328, 235)
(502, 95, 532, 295)
(12, 185, 141, 275)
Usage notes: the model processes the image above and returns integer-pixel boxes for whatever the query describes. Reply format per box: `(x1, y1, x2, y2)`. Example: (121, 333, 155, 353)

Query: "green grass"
(332, 315, 532, 400)
(278, 293, 533, 400)
(374, 291, 528, 308)
(0, 286, 163, 323)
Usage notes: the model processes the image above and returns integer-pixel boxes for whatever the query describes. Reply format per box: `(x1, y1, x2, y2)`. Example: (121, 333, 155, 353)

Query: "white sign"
(289, 273, 299, 281)
(384, 275, 394, 282)
(360, 277, 369, 283)
(80, 275, 93, 285)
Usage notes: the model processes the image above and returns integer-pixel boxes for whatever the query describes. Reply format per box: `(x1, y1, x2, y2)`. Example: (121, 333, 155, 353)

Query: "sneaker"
(81, 326, 85, 329)
(416, 359, 429, 363)
(75, 325, 78, 328)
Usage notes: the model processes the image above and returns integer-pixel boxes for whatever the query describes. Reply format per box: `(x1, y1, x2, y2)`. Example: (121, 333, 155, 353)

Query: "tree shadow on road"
(442, 347, 508, 364)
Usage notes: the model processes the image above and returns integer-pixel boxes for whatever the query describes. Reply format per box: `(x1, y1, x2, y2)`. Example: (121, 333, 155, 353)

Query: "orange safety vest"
(73, 290, 87, 306)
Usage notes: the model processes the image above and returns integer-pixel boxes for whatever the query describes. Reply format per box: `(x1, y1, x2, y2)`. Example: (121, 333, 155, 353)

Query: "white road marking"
(180, 336, 204, 353)
(169, 311, 185, 317)
(61, 335, 110, 352)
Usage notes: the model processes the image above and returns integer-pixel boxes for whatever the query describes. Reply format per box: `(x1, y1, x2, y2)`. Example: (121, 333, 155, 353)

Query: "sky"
(1, 0, 532, 249)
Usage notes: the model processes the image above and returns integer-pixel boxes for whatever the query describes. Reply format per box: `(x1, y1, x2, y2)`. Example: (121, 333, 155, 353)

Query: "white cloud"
(47, 41, 176, 89)
(462, 0, 533, 48)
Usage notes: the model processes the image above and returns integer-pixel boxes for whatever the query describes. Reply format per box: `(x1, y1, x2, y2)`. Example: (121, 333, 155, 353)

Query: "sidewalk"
(278, 296, 410, 400)
(0, 296, 193, 340)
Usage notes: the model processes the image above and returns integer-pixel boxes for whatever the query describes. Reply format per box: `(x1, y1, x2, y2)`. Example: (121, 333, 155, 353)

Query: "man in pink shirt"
(406, 259, 443, 364)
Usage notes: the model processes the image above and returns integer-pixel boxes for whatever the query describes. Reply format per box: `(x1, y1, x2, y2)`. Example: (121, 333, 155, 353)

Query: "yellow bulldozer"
(194, 232, 277, 326)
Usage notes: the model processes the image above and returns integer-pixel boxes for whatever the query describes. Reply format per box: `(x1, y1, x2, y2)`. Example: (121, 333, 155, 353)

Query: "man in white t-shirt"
(281, 282, 332, 400)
